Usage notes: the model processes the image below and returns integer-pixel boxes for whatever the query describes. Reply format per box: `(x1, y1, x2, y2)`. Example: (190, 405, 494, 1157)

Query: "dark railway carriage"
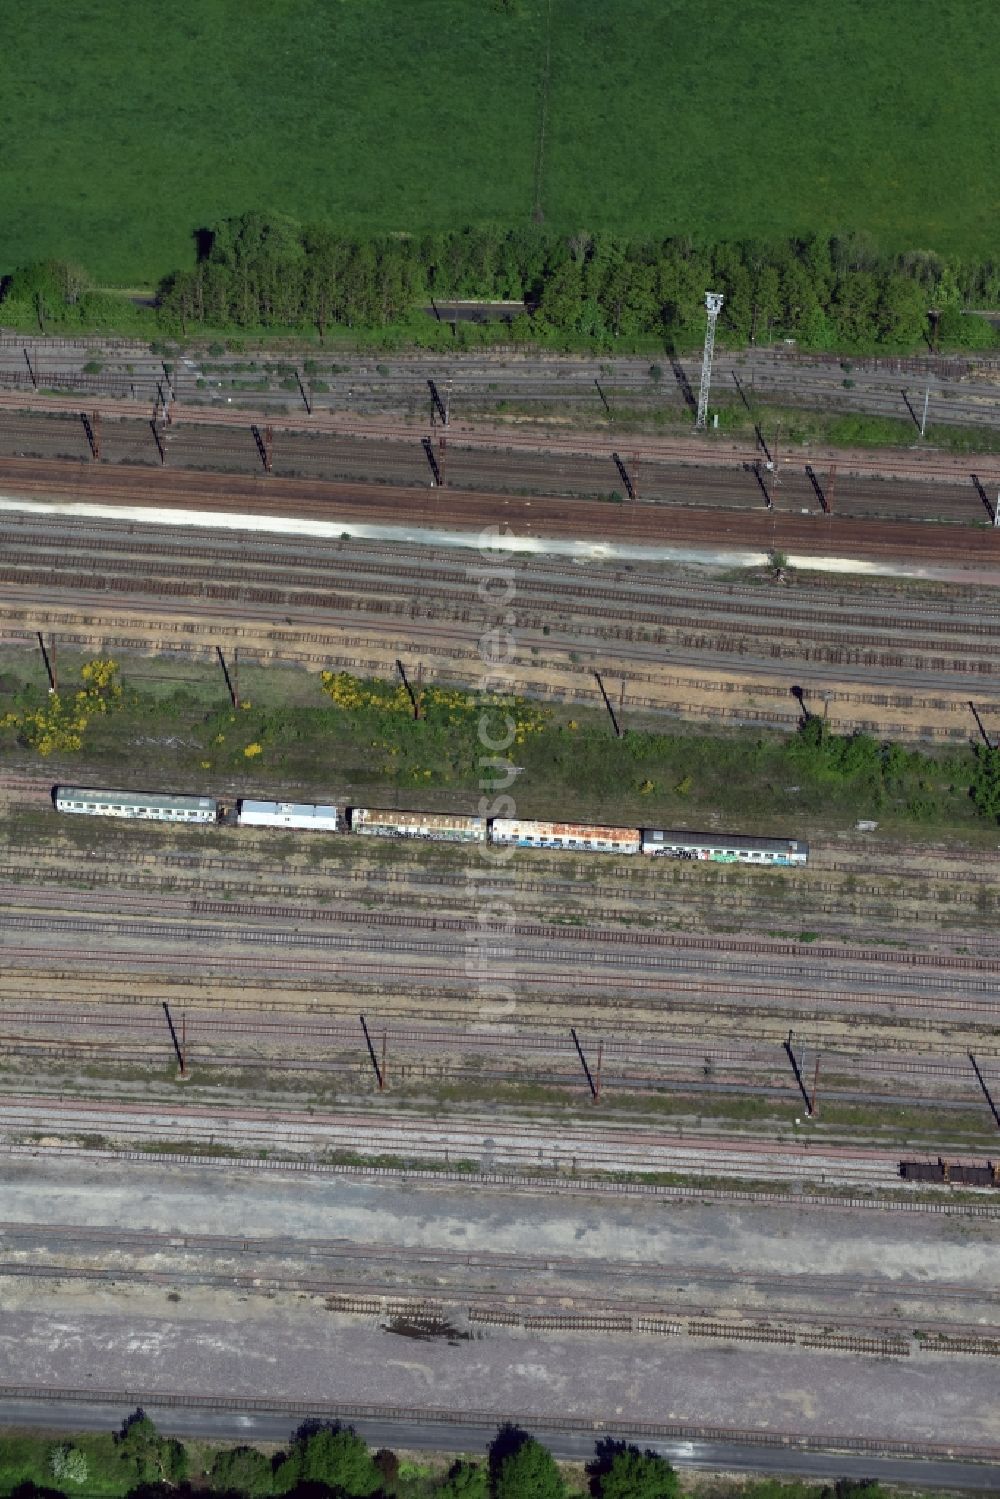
(899, 1157, 999, 1188)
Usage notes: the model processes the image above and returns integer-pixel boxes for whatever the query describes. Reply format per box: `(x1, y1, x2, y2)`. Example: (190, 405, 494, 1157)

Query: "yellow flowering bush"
(320, 671, 412, 715)
(244, 742, 263, 758)
(319, 671, 549, 741)
(1, 658, 123, 756)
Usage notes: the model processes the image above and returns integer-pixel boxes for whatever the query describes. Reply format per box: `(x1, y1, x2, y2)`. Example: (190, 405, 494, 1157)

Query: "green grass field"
(1, 0, 998, 287)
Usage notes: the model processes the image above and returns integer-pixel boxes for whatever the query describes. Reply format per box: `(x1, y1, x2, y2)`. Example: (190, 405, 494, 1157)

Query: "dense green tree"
(0, 258, 89, 329)
(876, 274, 928, 344)
(831, 272, 879, 343)
(114, 1412, 187, 1488)
(490, 1429, 565, 1499)
(589, 1442, 679, 1499)
(274, 1423, 380, 1497)
(537, 260, 585, 330)
(752, 264, 783, 342)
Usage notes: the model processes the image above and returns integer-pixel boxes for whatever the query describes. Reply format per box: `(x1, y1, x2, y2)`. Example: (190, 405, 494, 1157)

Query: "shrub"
(971, 745, 1000, 821)
(439, 1459, 488, 1499)
(209, 1445, 274, 1495)
(50, 1446, 88, 1486)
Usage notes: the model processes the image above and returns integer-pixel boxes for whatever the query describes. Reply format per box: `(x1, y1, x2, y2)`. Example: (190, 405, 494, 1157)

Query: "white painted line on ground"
(0, 493, 974, 580)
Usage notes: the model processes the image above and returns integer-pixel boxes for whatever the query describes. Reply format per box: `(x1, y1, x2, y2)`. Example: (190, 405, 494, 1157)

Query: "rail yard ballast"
(53, 787, 808, 866)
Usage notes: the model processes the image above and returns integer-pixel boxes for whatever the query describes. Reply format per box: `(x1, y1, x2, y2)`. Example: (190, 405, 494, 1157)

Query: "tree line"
(2, 1409, 906, 1499)
(2, 214, 1000, 353)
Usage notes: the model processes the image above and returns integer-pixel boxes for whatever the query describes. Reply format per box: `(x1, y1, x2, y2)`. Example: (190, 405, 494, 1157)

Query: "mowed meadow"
(1, 0, 998, 286)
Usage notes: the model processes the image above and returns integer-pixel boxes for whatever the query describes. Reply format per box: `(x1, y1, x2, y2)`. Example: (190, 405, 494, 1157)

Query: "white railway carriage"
(490, 818, 641, 855)
(350, 807, 487, 843)
(54, 786, 218, 823)
(641, 829, 808, 866)
(237, 799, 339, 832)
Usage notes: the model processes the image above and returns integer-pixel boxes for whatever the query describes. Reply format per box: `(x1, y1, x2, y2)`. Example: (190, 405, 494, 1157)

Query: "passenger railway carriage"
(491, 818, 641, 855)
(54, 787, 218, 823)
(350, 808, 487, 842)
(642, 830, 808, 866)
(53, 786, 808, 867)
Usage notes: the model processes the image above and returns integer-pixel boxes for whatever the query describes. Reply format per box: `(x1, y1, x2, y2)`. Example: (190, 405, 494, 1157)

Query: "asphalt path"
(0, 1397, 996, 1490)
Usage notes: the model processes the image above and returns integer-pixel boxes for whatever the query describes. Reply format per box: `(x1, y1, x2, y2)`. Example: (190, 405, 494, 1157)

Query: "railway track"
(0, 1094, 925, 1184)
(4, 504, 996, 615)
(0, 1257, 982, 1356)
(2, 864, 994, 952)
(4, 536, 990, 633)
(10, 1038, 964, 1113)
(4, 938, 998, 1023)
(0, 456, 997, 570)
(6, 509, 1000, 620)
(4, 849, 996, 910)
(4, 858, 998, 919)
(5, 872, 1000, 956)
(1, 543, 996, 663)
(0, 590, 990, 691)
(1, 973, 995, 1039)
(4, 901, 1000, 981)
(0, 1005, 987, 1090)
(6, 347, 1000, 455)
(0, 410, 989, 524)
(4, 1220, 993, 1306)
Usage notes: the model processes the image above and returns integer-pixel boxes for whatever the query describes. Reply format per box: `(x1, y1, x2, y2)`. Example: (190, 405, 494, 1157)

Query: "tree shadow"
(193, 226, 215, 263)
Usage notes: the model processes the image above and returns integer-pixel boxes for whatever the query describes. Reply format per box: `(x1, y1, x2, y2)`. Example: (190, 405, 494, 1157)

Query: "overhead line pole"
(694, 291, 724, 432)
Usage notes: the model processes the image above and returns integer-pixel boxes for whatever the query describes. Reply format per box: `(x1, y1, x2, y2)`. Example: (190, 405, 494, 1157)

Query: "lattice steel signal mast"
(694, 291, 724, 431)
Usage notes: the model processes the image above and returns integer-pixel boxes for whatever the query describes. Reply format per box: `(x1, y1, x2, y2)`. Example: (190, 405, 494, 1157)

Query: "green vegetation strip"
(0, 1402, 990, 1498)
(6, 217, 1000, 359)
(3, 656, 999, 842)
